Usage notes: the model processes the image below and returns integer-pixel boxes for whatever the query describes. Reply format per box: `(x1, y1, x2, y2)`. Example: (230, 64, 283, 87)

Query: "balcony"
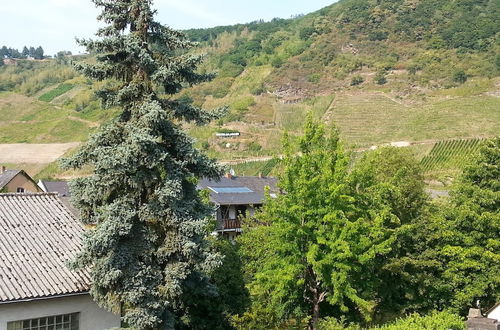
(219, 218, 242, 231)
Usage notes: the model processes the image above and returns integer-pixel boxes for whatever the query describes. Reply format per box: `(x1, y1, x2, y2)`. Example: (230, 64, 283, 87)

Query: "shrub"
(308, 73, 321, 84)
(374, 71, 387, 85)
(368, 31, 388, 41)
(407, 64, 420, 75)
(250, 83, 265, 95)
(201, 141, 210, 150)
(271, 56, 284, 68)
(350, 75, 364, 86)
(232, 96, 255, 112)
(374, 311, 464, 330)
(299, 26, 316, 40)
(219, 62, 245, 78)
(453, 69, 467, 84)
(247, 141, 262, 152)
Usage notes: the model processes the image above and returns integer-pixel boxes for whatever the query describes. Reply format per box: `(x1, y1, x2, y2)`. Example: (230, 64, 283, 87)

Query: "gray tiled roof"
(0, 193, 89, 303)
(0, 170, 21, 189)
(40, 180, 71, 197)
(198, 176, 278, 205)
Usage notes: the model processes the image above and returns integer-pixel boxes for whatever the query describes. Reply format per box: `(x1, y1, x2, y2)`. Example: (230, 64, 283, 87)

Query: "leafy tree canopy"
(387, 137, 500, 314)
(238, 115, 397, 329)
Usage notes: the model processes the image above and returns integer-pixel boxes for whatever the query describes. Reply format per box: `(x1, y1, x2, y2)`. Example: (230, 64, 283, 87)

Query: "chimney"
(0, 166, 5, 174)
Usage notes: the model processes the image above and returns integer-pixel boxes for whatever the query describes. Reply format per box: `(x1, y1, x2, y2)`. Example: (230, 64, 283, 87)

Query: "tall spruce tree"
(62, 0, 226, 328)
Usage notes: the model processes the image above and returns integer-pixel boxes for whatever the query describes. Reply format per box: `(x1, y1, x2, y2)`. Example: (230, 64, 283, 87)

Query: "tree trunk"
(308, 284, 326, 330)
(310, 292, 321, 330)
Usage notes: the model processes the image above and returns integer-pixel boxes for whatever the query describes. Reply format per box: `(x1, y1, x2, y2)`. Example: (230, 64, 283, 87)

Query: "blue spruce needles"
(62, 0, 226, 328)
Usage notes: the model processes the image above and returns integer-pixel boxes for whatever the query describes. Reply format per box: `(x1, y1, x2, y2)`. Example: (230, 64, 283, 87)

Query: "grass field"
(38, 83, 74, 102)
(0, 89, 116, 143)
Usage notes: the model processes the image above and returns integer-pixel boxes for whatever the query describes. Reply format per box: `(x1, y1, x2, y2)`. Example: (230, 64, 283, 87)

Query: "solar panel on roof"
(209, 187, 253, 193)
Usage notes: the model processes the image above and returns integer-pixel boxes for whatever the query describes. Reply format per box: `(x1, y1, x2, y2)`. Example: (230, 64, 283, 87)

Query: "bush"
(299, 26, 316, 40)
(407, 64, 420, 75)
(232, 96, 255, 112)
(219, 62, 245, 78)
(318, 311, 463, 330)
(201, 141, 210, 150)
(308, 73, 321, 84)
(374, 71, 387, 85)
(453, 69, 467, 84)
(247, 141, 262, 152)
(374, 311, 464, 330)
(368, 31, 388, 41)
(350, 75, 364, 86)
(271, 56, 284, 68)
(250, 83, 265, 95)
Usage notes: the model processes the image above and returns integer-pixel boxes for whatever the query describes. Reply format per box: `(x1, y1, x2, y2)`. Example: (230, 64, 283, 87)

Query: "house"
(487, 303, 500, 322)
(0, 193, 120, 330)
(467, 306, 500, 330)
(0, 167, 41, 193)
(198, 173, 278, 239)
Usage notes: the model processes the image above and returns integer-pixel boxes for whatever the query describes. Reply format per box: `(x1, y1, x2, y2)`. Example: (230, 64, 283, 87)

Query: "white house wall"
(0, 294, 120, 330)
(488, 305, 500, 321)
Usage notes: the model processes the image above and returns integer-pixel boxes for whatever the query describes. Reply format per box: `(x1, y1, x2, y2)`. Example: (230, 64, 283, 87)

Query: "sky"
(0, 0, 335, 56)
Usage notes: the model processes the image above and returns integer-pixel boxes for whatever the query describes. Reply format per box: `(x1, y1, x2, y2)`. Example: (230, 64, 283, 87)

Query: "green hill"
(0, 0, 498, 180)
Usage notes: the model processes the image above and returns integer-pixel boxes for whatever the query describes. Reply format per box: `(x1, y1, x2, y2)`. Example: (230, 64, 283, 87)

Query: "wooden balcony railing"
(221, 219, 241, 230)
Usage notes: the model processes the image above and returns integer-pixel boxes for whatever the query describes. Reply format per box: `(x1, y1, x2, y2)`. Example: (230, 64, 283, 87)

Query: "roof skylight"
(209, 187, 253, 194)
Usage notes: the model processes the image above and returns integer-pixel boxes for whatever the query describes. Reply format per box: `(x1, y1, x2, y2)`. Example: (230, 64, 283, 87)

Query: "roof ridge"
(0, 192, 59, 197)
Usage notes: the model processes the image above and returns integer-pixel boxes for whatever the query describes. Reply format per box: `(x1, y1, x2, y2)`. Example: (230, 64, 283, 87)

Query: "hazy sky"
(1, 0, 335, 56)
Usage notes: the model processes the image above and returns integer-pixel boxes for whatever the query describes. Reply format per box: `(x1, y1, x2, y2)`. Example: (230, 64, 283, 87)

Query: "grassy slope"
(0, 0, 499, 180)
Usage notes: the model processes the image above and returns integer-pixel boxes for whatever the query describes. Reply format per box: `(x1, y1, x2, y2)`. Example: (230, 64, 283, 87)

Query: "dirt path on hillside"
(67, 116, 100, 128)
(0, 143, 80, 163)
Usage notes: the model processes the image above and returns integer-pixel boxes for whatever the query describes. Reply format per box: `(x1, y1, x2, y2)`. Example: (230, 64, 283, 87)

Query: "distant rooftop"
(39, 180, 71, 197)
(0, 169, 22, 189)
(198, 175, 278, 205)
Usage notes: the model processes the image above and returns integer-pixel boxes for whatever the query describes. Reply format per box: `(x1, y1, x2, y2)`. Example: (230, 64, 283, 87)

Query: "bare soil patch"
(0, 143, 80, 163)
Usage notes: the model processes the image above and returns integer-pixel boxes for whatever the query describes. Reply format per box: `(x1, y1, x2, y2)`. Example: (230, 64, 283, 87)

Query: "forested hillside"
(0, 0, 498, 181)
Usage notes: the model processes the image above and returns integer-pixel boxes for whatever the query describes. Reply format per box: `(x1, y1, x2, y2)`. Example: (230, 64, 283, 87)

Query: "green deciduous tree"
(210, 239, 250, 318)
(350, 147, 428, 225)
(238, 116, 396, 329)
(387, 137, 499, 314)
(62, 0, 227, 328)
(349, 147, 429, 320)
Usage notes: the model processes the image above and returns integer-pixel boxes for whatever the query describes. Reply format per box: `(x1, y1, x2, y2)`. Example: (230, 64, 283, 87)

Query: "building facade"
(0, 167, 41, 193)
(198, 174, 278, 239)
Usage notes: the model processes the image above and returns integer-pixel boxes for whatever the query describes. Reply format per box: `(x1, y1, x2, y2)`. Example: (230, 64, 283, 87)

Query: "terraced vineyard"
(420, 138, 484, 172)
(231, 158, 279, 176)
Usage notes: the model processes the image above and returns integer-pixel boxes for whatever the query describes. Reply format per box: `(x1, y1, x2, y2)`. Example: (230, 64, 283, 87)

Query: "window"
(16, 187, 25, 193)
(7, 312, 79, 330)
